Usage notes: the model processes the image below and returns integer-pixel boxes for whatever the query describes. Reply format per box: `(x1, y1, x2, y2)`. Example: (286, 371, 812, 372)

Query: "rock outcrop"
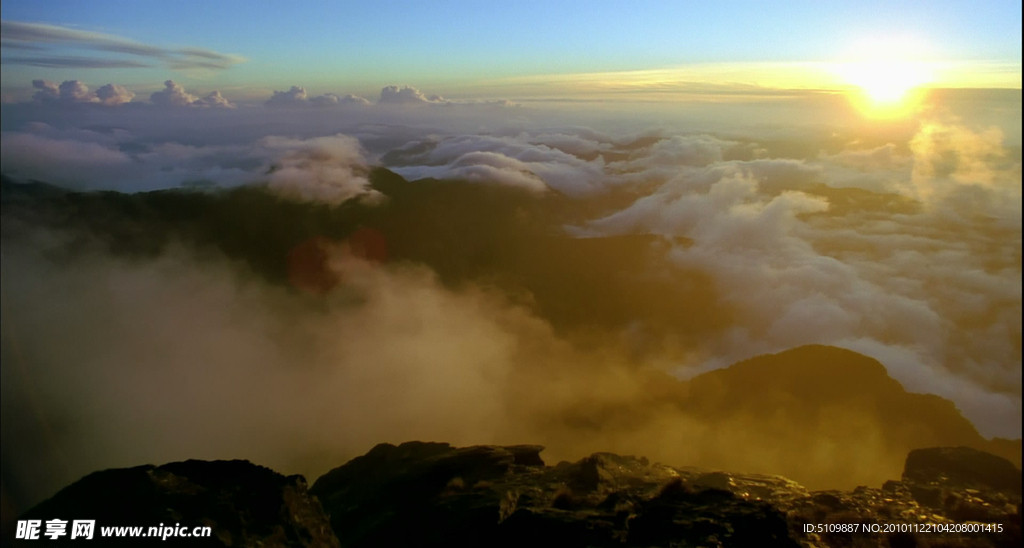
(899, 446, 1022, 525)
(309, 441, 798, 547)
(16, 460, 338, 546)
(903, 446, 1022, 496)
(15, 444, 1020, 547)
(311, 442, 1021, 548)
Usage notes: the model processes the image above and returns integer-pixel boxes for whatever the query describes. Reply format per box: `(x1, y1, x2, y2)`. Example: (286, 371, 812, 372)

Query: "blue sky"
(2, 0, 1020, 99)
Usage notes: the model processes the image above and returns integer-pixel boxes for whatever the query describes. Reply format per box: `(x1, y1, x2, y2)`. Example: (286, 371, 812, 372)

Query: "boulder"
(311, 442, 799, 547)
(903, 446, 1022, 495)
(13, 444, 1022, 547)
(18, 460, 338, 547)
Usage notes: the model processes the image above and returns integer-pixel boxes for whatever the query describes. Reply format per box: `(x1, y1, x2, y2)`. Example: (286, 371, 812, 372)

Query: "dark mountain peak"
(1, 174, 71, 198)
(18, 459, 338, 546)
(694, 344, 900, 396)
(674, 345, 1023, 487)
(684, 345, 912, 421)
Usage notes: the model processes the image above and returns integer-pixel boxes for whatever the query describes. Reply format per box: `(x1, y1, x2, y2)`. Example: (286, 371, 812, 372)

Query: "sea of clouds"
(2, 81, 1020, 508)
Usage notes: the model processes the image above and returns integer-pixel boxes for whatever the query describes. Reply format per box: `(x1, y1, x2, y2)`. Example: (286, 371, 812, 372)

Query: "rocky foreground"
(15, 443, 1021, 547)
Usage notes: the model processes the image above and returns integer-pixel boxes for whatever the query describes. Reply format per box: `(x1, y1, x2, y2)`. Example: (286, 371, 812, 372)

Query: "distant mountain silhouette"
(686, 345, 978, 437)
(0, 170, 725, 347)
(673, 345, 1020, 487)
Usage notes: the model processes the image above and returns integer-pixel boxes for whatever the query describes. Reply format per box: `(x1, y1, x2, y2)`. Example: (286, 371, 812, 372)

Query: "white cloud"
(150, 80, 233, 108)
(150, 80, 198, 106)
(317, 93, 371, 107)
(378, 85, 448, 105)
(265, 86, 371, 108)
(261, 134, 378, 205)
(58, 79, 94, 102)
(397, 151, 549, 193)
(524, 129, 613, 158)
(265, 85, 308, 106)
(195, 90, 233, 108)
(30, 79, 60, 102)
(0, 131, 132, 184)
(387, 133, 608, 195)
(907, 122, 1021, 224)
(95, 83, 135, 105)
(30, 79, 136, 105)
(31, 79, 97, 103)
(1, 126, 374, 202)
(573, 126, 1020, 437)
(1, 20, 245, 71)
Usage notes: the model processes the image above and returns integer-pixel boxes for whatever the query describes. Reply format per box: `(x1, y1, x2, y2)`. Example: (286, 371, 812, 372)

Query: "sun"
(838, 59, 933, 118)
(843, 61, 929, 103)
(835, 38, 934, 118)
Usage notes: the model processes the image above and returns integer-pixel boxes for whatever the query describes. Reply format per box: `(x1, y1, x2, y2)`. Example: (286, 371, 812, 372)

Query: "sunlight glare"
(836, 37, 934, 119)
(843, 61, 929, 103)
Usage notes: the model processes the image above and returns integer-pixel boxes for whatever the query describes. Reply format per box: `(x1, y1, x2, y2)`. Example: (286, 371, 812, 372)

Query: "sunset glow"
(839, 60, 931, 118)
(845, 60, 930, 100)
(830, 35, 937, 118)
(1, 0, 1020, 532)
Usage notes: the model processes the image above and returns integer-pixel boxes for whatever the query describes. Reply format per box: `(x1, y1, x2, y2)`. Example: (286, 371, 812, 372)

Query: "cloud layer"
(150, 80, 233, 108)
(572, 123, 1021, 438)
(378, 85, 448, 105)
(1, 87, 1020, 515)
(265, 86, 371, 108)
(31, 79, 135, 104)
(0, 124, 369, 198)
(1, 20, 245, 70)
(386, 133, 609, 195)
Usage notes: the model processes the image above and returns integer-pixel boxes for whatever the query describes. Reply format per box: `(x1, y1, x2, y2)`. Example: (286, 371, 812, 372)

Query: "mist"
(1, 85, 1020, 514)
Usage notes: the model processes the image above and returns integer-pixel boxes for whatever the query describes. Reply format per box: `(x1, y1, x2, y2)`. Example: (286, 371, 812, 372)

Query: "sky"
(1, 0, 1021, 100)
(1, 0, 1022, 517)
